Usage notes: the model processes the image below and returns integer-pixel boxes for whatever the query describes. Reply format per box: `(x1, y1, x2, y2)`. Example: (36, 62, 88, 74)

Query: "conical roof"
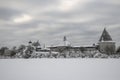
(99, 28, 112, 42)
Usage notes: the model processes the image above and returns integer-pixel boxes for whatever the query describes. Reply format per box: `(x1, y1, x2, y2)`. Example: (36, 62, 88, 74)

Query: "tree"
(23, 46, 34, 59)
(10, 46, 17, 57)
(10, 50, 16, 57)
(18, 44, 26, 53)
(116, 46, 120, 54)
(0, 47, 8, 56)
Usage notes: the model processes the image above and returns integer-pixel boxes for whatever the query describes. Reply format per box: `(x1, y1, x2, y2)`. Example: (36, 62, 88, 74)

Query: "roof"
(99, 28, 112, 42)
(73, 45, 96, 48)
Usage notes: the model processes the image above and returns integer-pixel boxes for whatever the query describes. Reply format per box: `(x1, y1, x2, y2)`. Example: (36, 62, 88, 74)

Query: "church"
(49, 36, 96, 53)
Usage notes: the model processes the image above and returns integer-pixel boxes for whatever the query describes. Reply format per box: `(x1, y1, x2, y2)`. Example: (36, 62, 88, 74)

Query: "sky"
(0, 0, 120, 48)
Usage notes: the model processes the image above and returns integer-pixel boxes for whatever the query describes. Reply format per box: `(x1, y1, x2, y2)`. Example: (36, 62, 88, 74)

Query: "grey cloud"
(23, 0, 58, 6)
(0, 0, 120, 47)
(0, 7, 22, 20)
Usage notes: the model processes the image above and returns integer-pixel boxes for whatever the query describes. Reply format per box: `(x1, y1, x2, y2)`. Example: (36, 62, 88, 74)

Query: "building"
(28, 28, 116, 55)
(49, 36, 72, 52)
(98, 28, 116, 54)
(28, 40, 50, 52)
(49, 36, 96, 53)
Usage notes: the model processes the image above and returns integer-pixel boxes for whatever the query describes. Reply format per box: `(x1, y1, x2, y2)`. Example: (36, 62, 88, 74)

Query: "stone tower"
(98, 28, 116, 54)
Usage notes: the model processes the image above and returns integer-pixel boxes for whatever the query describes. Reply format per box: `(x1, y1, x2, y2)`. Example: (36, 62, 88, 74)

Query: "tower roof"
(99, 28, 112, 42)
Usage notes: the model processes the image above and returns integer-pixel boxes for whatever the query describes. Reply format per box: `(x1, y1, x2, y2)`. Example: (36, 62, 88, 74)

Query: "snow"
(0, 59, 120, 80)
(99, 41, 116, 43)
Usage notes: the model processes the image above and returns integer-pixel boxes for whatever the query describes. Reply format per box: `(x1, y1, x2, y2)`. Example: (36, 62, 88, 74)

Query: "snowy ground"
(0, 59, 120, 80)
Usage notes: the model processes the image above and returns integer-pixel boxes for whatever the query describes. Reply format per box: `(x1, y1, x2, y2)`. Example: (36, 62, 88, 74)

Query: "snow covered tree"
(0, 47, 8, 56)
(116, 46, 120, 54)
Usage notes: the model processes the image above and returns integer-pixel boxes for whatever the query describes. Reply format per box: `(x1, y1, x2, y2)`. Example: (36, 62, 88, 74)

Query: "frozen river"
(0, 59, 120, 80)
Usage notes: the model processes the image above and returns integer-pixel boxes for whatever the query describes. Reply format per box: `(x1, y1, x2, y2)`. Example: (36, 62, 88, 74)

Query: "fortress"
(0, 28, 117, 58)
(28, 28, 116, 55)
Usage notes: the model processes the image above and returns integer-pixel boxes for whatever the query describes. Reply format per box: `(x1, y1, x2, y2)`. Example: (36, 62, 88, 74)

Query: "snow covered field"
(0, 59, 120, 80)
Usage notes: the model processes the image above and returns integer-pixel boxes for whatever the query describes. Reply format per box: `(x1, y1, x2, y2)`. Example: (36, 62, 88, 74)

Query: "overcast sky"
(0, 0, 120, 48)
